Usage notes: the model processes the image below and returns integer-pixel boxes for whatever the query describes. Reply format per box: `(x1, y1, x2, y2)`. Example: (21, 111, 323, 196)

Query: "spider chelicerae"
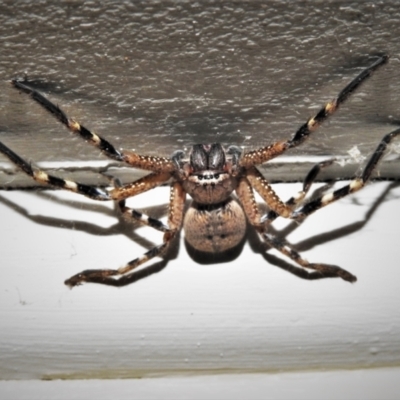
(1, 54, 397, 287)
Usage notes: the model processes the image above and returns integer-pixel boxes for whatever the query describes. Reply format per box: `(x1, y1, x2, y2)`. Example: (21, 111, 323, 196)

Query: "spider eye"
(190, 143, 226, 172)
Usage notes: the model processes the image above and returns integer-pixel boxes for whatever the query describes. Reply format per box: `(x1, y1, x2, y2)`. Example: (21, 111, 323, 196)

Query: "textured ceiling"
(0, 0, 399, 185)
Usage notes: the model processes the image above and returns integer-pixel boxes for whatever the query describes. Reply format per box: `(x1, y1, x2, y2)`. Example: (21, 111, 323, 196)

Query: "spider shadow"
(247, 181, 400, 280)
(0, 190, 180, 284)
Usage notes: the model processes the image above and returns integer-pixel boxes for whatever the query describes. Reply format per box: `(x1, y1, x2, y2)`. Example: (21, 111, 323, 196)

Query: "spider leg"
(0, 140, 110, 200)
(261, 232, 357, 282)
(11, 79, 177, 172)
(240, 54, 388, 167)
(236, 176, 356, 282)
(12, 80, 123, 162)
(291, 128, 400, 220)
(109, 172, 172, 201)
(107, 174, 171, 231)
(286, 55, 388, 150)
(64, 182, 186, 287)
(117, 200, 170, 232)
(262, 158, 336, 225)
(0, 140, 173, 202)
(245, 166, 293, 218)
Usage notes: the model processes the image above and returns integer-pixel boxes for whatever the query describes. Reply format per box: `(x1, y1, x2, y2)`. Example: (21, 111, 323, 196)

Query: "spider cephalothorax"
(180, 143, 241, 205)
(179, 144, 247, 254)
(1, 54, 397, 287)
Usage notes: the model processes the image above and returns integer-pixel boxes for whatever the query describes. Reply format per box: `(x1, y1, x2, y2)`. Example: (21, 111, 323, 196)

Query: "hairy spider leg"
(11, 80, 123, 162)
(0, 141, 110, 200)
(104, 172, 173, 231)
(260, 232, 357, 282)
(111, 172, 174, 235)
(106, 173, 171, 232)
(239, 54, 388, 168)
(261, 158, 336, 225)
(0, 138, 173, 204)
(118, 200, 170, 232)
(11, 80, 176, 173)
(291, 128, 400, 219)
(109, 172, 172, 201)
(64, 182, 186, 287)
(235, 176, 356, 282)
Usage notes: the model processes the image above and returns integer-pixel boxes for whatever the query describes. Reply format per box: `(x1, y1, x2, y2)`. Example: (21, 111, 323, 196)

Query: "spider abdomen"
(183, 197, 246, 253)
